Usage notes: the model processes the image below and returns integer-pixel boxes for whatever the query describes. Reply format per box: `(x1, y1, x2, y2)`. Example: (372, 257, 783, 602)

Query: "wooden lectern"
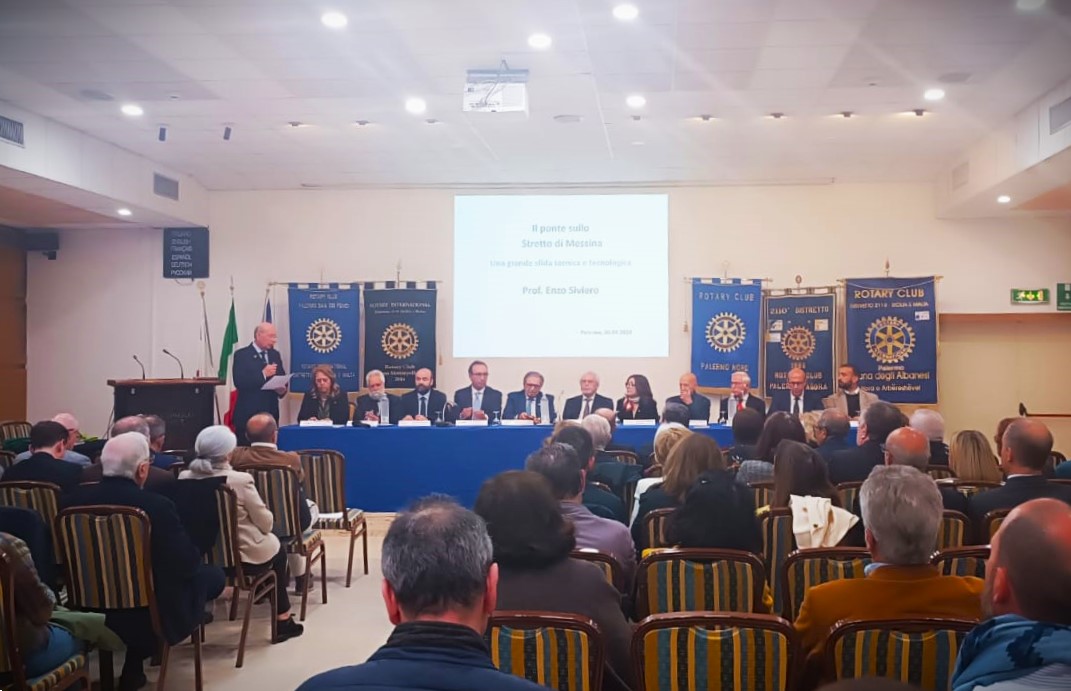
(107, 378, 222, 451)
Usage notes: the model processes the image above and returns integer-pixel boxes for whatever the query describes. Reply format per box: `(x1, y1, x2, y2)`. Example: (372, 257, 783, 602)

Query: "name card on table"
(689, 420, 709, 428)
(362, 421, 379, 428)
(399, 420, 432, 427)
(456, 419, 489, 427)
(501, 419, 535, 426)
(299, 420, 334, 427)
(622, 419, 657, 427)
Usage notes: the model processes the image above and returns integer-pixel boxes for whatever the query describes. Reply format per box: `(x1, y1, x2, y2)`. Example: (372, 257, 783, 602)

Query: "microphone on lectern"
(132, 354, 146, 379)
(162, 349, 185, 379)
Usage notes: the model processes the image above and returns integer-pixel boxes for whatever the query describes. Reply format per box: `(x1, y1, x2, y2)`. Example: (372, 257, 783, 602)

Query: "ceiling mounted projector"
(463, 68, 529, 115)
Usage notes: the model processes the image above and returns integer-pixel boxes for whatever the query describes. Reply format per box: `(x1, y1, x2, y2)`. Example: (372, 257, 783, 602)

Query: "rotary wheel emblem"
(865, 316, 915, 364)
(381, 323, 419, 360)
(781, 326, 816, 362)
(306, 318, 341, 354)
(705, 312, 746, 353)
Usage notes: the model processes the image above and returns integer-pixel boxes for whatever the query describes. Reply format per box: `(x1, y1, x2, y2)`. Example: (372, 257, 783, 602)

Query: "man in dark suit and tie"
(769, 368, 823, 418)
(2, 421, 84, 494)
(453, 360, 503, 422)
(400, 368, 453, 422)
(503, 371, 557, 423)
(828, 401, 904, 484)
(664, 372, 711, 422)
(232, 322, 288, 445)
(354, 369, 402, 424)
(717, 371, 766, 423)
(562, 371, 613, 420)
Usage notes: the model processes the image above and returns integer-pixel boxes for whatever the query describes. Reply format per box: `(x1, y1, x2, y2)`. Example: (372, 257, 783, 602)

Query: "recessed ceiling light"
(117, 208, 132, 217)
(425, 118, 440, 125)
(405, 97, 427, 115)
(321, 11, 348, 29)
(697, 114, 716, 122)
(997, 195, 1012, 204)
(120, 104, 143, 117)
(912, 109, 927, 117)
(287, 121, 307, 128)
(923, 88, 945, 102)
(626, 94, 646, 109)
(354, 120, 370, 127)
(840, 111, 854, 118)
(768, 112, 786, 119)
(613, 3, 639, 21)
(527, 33, 552, 49)
(1016, 0, 1046, 10)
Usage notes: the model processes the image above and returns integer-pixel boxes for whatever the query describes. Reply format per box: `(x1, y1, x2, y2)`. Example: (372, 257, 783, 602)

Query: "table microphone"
(162, 349, 185, 379)
(436, 400, 455, 427)
(132, 354, 146, 379)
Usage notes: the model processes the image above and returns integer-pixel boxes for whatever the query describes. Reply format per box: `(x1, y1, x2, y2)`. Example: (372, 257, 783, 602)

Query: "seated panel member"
(665, 372, 711, 422)
(453, 360, 502, 421)
(769, 367, 823, 418)
(562, 371, 614, 421)
(503, 371, 557, 423)
(717, 371, 766, 423)
(823, 363, 879, 420)
(616, 374, 659, 422)
(354, 369, 402, 424)
(400, 368, 452, 422)
(296, 364, 351, 425)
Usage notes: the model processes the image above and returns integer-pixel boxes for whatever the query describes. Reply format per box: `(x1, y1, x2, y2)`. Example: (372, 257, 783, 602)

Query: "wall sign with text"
(163, 227, 209, 279)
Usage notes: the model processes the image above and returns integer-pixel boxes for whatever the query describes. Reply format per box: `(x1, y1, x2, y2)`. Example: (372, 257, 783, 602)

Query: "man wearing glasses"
(454, 360, 502, 421)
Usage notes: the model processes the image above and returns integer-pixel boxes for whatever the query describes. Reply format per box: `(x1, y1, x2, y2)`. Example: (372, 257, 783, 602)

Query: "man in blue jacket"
(297, 497, 543, 691)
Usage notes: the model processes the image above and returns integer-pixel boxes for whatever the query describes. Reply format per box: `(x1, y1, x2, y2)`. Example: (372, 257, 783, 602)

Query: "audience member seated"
(724, 407, 764, 466)
(581, 414, 616, 465)
(735, 412, 807, 485)
(910, 409, 949, 465)
(951, 498, 1071, 691)
(631, 424, 691, 523)
(764, 440, 857, 549)
(143, 415, 181, 470)
(794, 465, 984, 675)
(297, 364, 351, 425)
(551, 425, 631, 524)
(949, 430, 1004, 484)
(179, 426, 304, 642)
(814, 409, 852, 464)
(632, 433, 724, 551)
(12, 413, 90, 467)
(63, 433, 225, 690)
(474, 471, 634, 691)
(0, 507, 56, 586)
(660, 401, 690, 427)
(968, 419, 1071, 543)
(615, 374, 659, 422)
(595, 408, 632, 453)
(664, 372, 711, 422)
(994, 417, 1016, 457)
(828, 402, 904, 484)
(298, 499, 545, 691)
(82, 417, 177, 497)
(526, 442, 635, 589)
(3, 421, 84, 494)
(665, 469, 762, 554)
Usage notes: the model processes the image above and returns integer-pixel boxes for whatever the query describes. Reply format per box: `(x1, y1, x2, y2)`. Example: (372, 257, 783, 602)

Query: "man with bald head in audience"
(232, 322, 288, 445)
(952, 498, 1071, 690)
(82, 416, 177, 496)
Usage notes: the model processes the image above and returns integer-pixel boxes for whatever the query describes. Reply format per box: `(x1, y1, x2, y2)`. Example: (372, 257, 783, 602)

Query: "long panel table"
(277, 424, 734, 511)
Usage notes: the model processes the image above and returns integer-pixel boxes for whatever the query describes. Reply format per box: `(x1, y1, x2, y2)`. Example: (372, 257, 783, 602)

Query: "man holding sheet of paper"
(232, 322, 289, 445)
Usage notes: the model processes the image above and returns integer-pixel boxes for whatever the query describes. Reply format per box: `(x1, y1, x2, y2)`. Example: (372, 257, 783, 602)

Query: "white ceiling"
(1, 0, 1070, 190)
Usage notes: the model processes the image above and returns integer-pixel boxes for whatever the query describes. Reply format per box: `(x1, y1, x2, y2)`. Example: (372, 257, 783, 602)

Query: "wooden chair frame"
(570, 549, 624, 592)
(984, 508, 1011, 542)
(604, 450, 638, 465)
(642, 508, 674, 550)
(0, 451, 14, 472)
(0, 480, 64, 573)
(297, 449, 369, 587)
(836, 482, 863, 513)
(937, 510, 971, 551)
(935, 479, 1002, 498)
(489, 610, 604, 691)
(635, 548, 766, 618)
(926, 465, 957, 480)
(748, 481, 775, 509)
(780, 547, 871, 621)
(0, 421, 31, 444)
(931, 546, 990, 578)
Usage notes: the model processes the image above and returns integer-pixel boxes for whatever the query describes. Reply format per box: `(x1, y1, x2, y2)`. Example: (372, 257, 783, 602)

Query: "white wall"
(27, 183, 1071, 438)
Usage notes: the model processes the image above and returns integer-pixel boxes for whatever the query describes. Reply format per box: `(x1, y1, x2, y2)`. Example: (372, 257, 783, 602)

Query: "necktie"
(792, 397, 800, 416)
(582, 398, 591, 418)
(535, 398, 542, 420)
(419, 396, 427, 418)
(737, 399, 744, 412)
(474, 390, 482, 411)
(261, 351, 268, 365)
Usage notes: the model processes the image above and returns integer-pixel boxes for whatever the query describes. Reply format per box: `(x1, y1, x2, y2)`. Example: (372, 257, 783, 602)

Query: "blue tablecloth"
(277, 424, 734, 511)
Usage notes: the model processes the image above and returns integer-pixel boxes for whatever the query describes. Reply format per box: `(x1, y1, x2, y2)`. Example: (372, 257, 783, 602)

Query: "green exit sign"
(1059, 283, 1071, 311)
(1011, 288, 1050, 304)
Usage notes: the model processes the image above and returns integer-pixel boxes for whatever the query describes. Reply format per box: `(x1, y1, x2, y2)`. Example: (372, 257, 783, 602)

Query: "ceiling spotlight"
(287, 121, 306, 128)
(117, 208, 132, 217)
(698, 114, 715, 122)
(840, 111, 854, 118)
(924, 88, 945, 102)
(527, 33, 552, 49)
(1016, 0, 1046, 10)
(223, 126, 232, 140)
(631, 115, 642, 121)
(912, 108, 926, 117)
(613, 3, 639, 21)
(157, 126, 167, 142)
(120, 104, 143, 117)
(405, 97, 427, 115)
(321, 11, 348, 28)
(769, 112, 785, 119)
(997, 195, 1012, 204)
(425, 118, 440, 125)
(354, 120, 370, 127)
(626, 94, 646, 109)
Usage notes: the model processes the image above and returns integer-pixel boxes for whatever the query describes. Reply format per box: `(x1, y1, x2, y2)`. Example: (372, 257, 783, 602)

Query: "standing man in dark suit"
(2, 421, 83, 494)
(814, 409, 853, 464)
(232, 322, 288, 445)
(828, 401, 904, 484)
(968, 419, 1071, 543)
(665, 372, 711, 422)
(453, 360, 503, 422)
(717, 371, 766, 423)
(503, 371, 557, 423)
(400, 368, 453, 422)
(562, 372, 614, 421)
(354, 369, 402, 424)
(769, 368, 823, 418)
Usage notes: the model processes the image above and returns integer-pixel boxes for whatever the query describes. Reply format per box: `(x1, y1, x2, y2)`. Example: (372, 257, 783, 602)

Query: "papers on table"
(501, 419, 535, 426)
(298, 419, 333, 427)
(261, 374, 292, 390)
(399, 419, 432, 427)
(621, 419, 657, 426)
(456, 419, 489, 427)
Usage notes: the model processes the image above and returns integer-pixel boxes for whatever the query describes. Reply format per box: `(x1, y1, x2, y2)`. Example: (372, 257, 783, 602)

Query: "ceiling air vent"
(951, 161, 969, 190)
(0, 115, 25, 147)
(1049, 94, 1071, 136)
(153, 172, 179, 201)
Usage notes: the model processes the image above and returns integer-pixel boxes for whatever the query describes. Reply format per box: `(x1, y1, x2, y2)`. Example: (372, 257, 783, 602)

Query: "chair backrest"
(932, 546, 990, 579)
(297, 449, 347, 514)
(207, 484, 245, 577)
(748, 481, 775, 509)
(632, 612, 797, 691)
(937, 510, 970, 551)
(605, 450, 638, 465)
(984, 509, 1010, 541)
(570, 550, 623, 592)
(246, 464, 304, 538)
(1052, 451, 1067, 467)
(780, 547, 871, 620)
(0, 481, 62, 553)
(488, 611, 603, 691)
(936, 479, 1002, 498)
(926, 466, 956, 480)
(0, 422, 30, 444)
(0, 549, 22, 680)
(826, 618, 976, 690)
(760, 508, 794, 617)
(588, 480, 614, 496)
(836, 482, 863, 513)
(0, 451, 14, 472)
(643, 508, 674, 550)
(635, 548, 766, 618)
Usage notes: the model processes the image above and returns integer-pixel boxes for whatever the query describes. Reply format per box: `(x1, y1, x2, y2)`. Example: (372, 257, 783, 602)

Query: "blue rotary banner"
(764, 291, 836, 397)
(691, 279, 763, 389)
(364, 285, 437, 389)
(845, 277, 938, 404)
(287, 284, 360, 394)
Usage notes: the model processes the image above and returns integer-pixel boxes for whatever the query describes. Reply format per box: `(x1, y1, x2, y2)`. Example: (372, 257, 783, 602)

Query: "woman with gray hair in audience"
(180, 425, 304, 642)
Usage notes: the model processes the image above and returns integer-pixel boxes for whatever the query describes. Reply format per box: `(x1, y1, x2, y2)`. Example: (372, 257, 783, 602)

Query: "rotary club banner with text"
(287, 284, 361, 394)
(764, 291, 836, 398)
(363, 284, 438, 389)
(691, 278, 763, 390)
(844, 277, 938, 404)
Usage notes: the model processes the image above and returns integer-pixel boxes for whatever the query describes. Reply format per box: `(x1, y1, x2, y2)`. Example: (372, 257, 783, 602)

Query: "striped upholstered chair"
(0, 421, 31, 445)
(631, 612, 797, 691)
(208, 484, 278, 668)
(936, 479, 1001, 499)
(571, 549, 624, 592)
(488, 611, 603, 691)
(984, 508, 1011, 542)
(759, 507, 793, 617)
(936, 510, 970, 551)
(0, 550, 89, 691)
(298, 449, 368, 587)
(0, 451, 15, 473)
(635, 549, 766, 618)
(825, 618, 976, 690)
(246, 464, 327, 620)
(835, 482, 863, 513)
(0, 481, 63, 573)
(780, 547, 871, 621)
(55, 505, 205, 690)
(748, 481, 775, 510)
(642, 508, 674, 550)
(932, 546, 990, 579)
(926, 465, 956, 481)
